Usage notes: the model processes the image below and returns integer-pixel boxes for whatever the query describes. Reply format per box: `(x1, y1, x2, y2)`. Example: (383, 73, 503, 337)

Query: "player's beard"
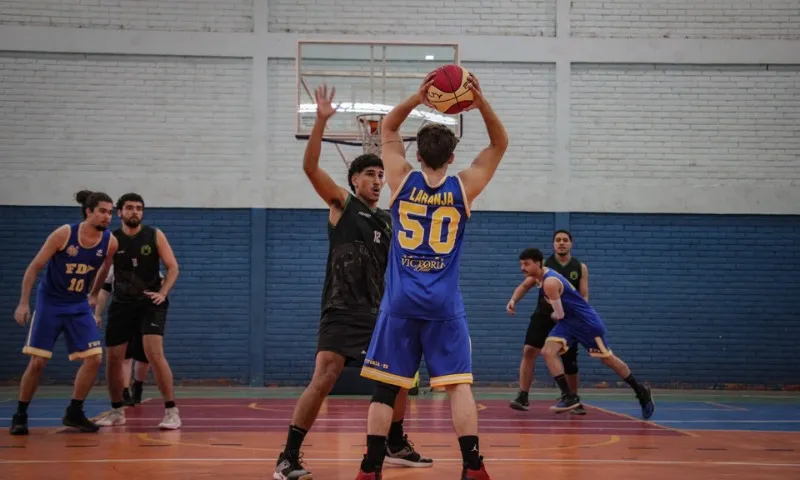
(93, 222, 108, 231)
(124, 217, 141, 228)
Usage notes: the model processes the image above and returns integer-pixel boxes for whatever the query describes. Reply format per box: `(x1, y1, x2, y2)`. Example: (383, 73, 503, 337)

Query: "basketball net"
(357, 114, 384, 156)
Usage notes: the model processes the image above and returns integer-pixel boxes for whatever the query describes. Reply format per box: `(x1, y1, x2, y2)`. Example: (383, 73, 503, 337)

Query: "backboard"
(295, 41, 462, 152)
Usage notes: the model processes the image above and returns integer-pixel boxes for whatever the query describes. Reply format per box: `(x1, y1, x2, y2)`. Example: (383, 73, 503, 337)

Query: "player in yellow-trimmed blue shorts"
(10, 191, 117, 436)
(356, 71, 508, 480)
(517, 247, 655, 420)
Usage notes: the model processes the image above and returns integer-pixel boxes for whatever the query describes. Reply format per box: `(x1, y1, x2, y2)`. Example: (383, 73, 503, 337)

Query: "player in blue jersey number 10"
(10, 190, 118, 436)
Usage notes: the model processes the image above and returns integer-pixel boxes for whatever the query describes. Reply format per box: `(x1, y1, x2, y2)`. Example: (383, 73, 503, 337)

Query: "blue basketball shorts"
(546, 319, 613, 359)
(23, 298, 102, 361)
(361, 311, 473, 389)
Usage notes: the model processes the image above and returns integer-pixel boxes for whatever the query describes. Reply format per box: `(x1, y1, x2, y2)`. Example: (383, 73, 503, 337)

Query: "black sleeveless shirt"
(320, 195, 392, 317)
(535, 255, 584, 315)
(111, 225, 163, 303)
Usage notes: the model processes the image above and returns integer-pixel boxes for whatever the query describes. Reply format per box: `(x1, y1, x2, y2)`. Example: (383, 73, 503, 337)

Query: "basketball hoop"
(357, 114, 385, 156)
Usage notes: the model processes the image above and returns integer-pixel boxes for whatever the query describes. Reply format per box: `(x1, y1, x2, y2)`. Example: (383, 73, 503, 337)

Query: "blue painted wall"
(1, 206, 799, 389)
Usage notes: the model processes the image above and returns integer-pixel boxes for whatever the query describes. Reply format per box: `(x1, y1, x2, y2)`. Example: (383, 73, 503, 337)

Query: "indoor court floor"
(1, 386, 799, 479)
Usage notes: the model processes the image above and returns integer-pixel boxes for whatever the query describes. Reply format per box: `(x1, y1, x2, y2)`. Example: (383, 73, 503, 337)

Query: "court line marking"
(16, 403, 739, 412)
(703, 401, 749, 411)
(584, 403, 700, 438)
(2, 457, 799, 468)
(17, 416, 725, 423)
(248, 402, 486, 412)
(132, 432, 621, 454)
(106, 425, 654, 432)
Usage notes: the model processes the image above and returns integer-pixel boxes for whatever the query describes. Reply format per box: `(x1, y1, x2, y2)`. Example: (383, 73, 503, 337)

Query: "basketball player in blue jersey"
(517, 248, 656, 419)
(9, 190, 118, 435)
(355, 72, 507, 480)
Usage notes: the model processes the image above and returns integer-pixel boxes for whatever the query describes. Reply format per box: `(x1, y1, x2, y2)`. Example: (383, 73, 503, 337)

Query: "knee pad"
(563, 350, 579, 375)
(371, 382, 401, 408)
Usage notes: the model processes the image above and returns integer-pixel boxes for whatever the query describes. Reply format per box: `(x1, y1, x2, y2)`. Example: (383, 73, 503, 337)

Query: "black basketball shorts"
(524, 311, 579, 374)
(317, 311, 378, 361)
(106, 299, 169, 363)
(525, 312, 557, 349)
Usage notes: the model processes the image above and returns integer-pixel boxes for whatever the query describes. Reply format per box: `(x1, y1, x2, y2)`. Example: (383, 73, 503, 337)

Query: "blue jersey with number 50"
(381, 170, 470, 322)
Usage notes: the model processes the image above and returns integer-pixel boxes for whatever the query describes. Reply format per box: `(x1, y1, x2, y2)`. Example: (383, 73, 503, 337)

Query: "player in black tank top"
(320, 194, 392, 317)
(506, 230, 590, 413)
(275, 85, 431, 480)
(95, 193, 182, 431)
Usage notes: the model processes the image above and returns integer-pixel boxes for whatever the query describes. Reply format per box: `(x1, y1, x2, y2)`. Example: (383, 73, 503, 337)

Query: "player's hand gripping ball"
(425, 64, 475, 115)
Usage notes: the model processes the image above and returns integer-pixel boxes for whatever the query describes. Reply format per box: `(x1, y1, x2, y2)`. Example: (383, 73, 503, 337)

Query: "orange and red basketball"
(426, 64, 474, 115)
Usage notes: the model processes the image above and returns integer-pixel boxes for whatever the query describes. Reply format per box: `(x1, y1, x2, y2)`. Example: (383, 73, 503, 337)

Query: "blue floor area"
(0, 398, 111, 428)
(588, 400, 800, 432)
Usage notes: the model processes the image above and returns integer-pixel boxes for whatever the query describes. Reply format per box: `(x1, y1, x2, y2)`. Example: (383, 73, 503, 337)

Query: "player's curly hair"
(416, 123, 458, 170)
(348, 154, 383, 192)
(75, 190, 113, 219)
(519, 248, 544, 264)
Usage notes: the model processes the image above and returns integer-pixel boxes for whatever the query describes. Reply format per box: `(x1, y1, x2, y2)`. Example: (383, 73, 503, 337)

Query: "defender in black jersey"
(95, 265, 154, 406)
(93, 193, 181, 431)
(274, 85, 431, 480)
(506, 230, 590, 413)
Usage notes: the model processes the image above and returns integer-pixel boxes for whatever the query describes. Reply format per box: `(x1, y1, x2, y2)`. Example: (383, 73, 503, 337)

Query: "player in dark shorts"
(10, 190, 116, 435)
(273, 85, 431, 480)
(507, 230, 589, 414)
(94, 265, 153, 406)
(92, 193, 181, 430)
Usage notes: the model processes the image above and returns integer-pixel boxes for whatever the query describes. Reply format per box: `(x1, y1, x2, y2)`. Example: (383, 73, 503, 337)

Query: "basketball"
(426, 64, 475, 115)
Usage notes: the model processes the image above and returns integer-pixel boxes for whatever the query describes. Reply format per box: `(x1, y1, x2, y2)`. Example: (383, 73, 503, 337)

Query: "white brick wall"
(265, 59, 556, 209)
(571, 64, 800, 182)
(0, 0, 254, 32)
(268, 0, 556, 36)
(0, 52, 253, 206)
(571, 0, 800, 39)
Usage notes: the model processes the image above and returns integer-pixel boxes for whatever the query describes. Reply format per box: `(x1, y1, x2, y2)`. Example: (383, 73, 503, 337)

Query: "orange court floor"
(1, 386, 799, 479)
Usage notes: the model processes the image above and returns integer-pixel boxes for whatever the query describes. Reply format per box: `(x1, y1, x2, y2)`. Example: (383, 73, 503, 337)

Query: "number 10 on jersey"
(397, 201, 461, 254)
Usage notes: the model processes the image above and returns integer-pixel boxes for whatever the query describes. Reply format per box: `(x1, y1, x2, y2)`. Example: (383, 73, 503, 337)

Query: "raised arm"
(542, 277, 565, 320)
(381, 76, 435, 193)
(506, 275, 538, 315)
(456, 74, 509, 204)
(303, 85, 349, 209)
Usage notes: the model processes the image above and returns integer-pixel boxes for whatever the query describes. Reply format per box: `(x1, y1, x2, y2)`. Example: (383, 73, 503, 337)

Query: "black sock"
(624, 374, 646, 396)
(519, 390, 529, 400)
(360, 435, 387, 473)
(165, 401, 176, 409)
(111, 401, 124, 409)
(554, 374, 571, 395)
(284, 425, 308, 454)
(17, 401, 30, 415)
(133, 380, 144, 388)
(458, 435, 481, 470)
(387, 420, 405, 448)
(122, 387, 130, 397)
(70, 399, 84, 410)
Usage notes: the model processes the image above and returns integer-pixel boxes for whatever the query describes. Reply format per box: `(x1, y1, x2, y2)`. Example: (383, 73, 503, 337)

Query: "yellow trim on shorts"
(545, 336, 569, 355)
(588, 337, 614, 358)
(68, 347, 103, 361)
(430, 373, 473, 388)
(22, 346, 53, 359)
(361, 366, 415, 389)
